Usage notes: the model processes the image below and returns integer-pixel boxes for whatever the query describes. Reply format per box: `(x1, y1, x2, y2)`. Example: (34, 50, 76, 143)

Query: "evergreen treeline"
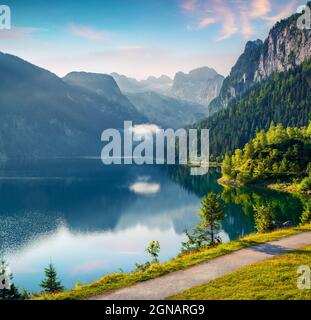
(198, 59, 311, 160)
(221, 122, 311, 186)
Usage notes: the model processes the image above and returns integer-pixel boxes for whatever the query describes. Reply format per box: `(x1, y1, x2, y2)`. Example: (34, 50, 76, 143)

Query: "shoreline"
(218, 177, 310, 197)
(32, 223, 311, 300)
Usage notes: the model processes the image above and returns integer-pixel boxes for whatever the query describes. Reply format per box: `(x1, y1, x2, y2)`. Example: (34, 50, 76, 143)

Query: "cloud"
(215, 2, 238, 41)
(68, 23, 109, 41)
(181, 0, 296, 41)
(250, 0, 272, 18)
(262, 1, 297, 26)
(198, 17, 217, 29)
(240, 12, 253, 38)
(181, 0, 197, 11)
(0, 26, 42, 40)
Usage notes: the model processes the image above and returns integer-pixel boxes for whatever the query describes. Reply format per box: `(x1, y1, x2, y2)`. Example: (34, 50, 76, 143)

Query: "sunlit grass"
(32, 223, 311, 300)
(169, 244, 311, 300)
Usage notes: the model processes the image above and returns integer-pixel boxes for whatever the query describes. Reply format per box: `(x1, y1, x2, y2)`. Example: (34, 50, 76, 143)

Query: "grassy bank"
(33, 224, 311, 300)
(169, 244, 311, 300)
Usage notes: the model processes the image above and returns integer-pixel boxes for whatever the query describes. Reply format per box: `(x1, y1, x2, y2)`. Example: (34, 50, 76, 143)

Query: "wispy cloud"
(0, 26, 43, 40)
(68, 23, 109, 41)
(215, 1, 238, 41)
(181, 0, 297, 41)
(181, 0, 197, 11)
(250, 0, 272, 18)
(262, 1, 297, 26)
(198, 17, 217, 29)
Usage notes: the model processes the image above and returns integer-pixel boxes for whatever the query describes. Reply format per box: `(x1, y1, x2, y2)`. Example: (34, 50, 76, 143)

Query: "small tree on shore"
(40, 263, 64, 293)
(146, 240, 160, 263)
(253, 205, 274, 233)
(134, 240, 161, 272)
(300, 200, 311, 225)
(182, 193, 225, 251)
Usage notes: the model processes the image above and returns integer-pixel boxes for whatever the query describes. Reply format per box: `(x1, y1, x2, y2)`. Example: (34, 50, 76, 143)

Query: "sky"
(0, 0, 302, 79)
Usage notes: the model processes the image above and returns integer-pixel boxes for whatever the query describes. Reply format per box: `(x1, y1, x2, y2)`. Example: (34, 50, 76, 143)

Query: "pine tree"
(40, 263, 64, 293)
(145, 241, 160, 263)
(222, 154, 233, 178)
(0, 260, 21, 300)
(199, 193, 225, 245)
(253, 205, 274, 233)
(300, 200, 311, 225)
(182, 193, 225, 251)
(244, 142, 254, 160)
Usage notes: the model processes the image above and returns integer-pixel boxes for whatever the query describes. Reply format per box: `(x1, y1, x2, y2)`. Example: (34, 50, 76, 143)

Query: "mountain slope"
(169, 67, 224, 106)
(0, 53, 144, 159)
(209, 2, 311, 114)
(126, 91, 208, 128)
(198, 59, 311, 160)
(63, 71, 145, 122)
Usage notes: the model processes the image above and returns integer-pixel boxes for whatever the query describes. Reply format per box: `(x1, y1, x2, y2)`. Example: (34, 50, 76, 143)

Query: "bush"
(300, 201, 311, 225)
(253, 205, 274, 233)
(299, 176, 311, 192)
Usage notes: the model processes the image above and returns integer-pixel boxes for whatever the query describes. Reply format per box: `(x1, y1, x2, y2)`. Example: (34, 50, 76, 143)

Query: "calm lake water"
(0, 159, 304, 293)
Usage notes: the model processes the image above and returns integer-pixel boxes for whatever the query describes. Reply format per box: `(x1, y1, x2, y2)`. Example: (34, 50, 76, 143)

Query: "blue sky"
(0, 0, 301, 78)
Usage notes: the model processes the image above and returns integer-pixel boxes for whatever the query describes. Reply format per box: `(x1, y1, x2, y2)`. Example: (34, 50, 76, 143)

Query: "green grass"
(32, 224, 311, 300)
(169, 244, 311, 300)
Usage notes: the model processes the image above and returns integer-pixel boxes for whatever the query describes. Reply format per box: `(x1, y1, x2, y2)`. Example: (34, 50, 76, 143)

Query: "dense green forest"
(198, 59, 311, 160)
(220, 123, 311, 189)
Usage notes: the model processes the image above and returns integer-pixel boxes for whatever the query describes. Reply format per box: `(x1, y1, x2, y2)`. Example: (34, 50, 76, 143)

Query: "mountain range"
(0, 53, 145, 159)
(112, 67, 224, 107)
(0, 2, 310, 160)
(126, 91, 208, 128)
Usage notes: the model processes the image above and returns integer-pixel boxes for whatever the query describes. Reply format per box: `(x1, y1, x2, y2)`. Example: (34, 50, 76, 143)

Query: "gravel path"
(91, 232, 311, 300)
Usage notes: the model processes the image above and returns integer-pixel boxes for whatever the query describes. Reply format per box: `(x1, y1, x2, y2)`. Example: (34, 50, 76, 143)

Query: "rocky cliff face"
(209, 3, 311, 114)
(169, 67, 224, 106)
(255, 13, 311, 81)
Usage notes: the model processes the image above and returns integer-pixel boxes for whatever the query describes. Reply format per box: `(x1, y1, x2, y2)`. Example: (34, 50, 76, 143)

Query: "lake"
(0, 159, 304, 293)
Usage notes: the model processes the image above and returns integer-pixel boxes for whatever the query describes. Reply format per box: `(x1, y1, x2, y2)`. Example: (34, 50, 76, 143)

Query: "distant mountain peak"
(111, 73, 173, 94)
(170, 66, 224, 106)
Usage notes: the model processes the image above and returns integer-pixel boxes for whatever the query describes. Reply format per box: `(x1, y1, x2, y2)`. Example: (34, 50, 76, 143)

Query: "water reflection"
(0, 160, 304, 292)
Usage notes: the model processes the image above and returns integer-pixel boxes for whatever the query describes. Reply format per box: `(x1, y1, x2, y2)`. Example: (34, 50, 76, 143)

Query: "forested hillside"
(220, 123, 311, 189)
(198, 59, 311, 160)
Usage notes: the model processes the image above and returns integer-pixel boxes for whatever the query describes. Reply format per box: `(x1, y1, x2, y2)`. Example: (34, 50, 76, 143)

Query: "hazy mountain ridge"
(111, 72, 173, 94)
(0, 53, 145, 159)
(63, 71, 145, 121)
(126, 91, 208, 128)
(112, 66, 224, 108)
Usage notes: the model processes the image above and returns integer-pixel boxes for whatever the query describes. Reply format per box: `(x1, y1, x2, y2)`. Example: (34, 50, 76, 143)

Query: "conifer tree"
(182, 193, 225, 251)
(0, 260, 21, 300)
(40, 263, 64, 293)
